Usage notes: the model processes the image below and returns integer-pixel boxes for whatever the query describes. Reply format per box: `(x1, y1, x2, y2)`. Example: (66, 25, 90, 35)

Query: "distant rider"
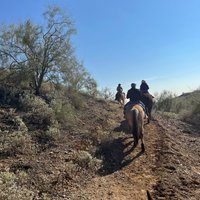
(140, 80, 154, 98)
(140, 80, 149, 94)
(115, 84, 123, 100)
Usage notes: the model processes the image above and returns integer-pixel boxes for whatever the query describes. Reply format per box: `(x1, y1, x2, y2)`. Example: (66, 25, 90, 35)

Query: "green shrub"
(51, 96, 77, 126)
(19, 95, 55, 131)
(181, 103, 200, 125)
(67, 90, 86, 110)
(0, 131, 35, 156)
(155, 90, 175, 112)
(0, 171, 34, 200)
(0, 110, 35, 156)
(68, 150, 102, 171)
(98, 87, 114, 100)
(155, 90, 200, 126)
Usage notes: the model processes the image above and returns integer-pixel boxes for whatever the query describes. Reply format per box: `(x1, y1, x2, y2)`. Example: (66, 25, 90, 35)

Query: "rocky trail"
(68, 107, 200, 200)
(0, 100, 200, 200)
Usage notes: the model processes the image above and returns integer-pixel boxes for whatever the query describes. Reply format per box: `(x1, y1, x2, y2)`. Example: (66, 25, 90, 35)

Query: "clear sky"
(1, 0, 200, 95)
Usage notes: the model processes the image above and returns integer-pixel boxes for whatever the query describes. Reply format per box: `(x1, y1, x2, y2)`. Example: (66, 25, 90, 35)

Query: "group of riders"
(115, 80, 153, 118)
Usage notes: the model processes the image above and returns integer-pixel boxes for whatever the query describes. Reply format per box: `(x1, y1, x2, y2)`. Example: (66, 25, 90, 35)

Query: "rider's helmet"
(131, 83, 136, 88)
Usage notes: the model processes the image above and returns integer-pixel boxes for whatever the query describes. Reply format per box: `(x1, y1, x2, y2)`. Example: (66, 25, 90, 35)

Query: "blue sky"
(1, 0, 200, 95)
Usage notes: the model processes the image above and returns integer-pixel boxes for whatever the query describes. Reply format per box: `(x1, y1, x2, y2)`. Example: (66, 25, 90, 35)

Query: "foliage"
(0, 171, 34, 200)
(0, 109, 35, 156)
(68, 150, 102, 171)
(155, 89, 200, 125)
(98, 87, 114, 100)
(0, 6, 97, 95)
(154, 90, 176, 112)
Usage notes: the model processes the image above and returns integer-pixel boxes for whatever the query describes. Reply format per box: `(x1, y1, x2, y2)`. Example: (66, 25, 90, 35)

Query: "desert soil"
(1, 100, 200, 200)
(68, 106, 200, 200)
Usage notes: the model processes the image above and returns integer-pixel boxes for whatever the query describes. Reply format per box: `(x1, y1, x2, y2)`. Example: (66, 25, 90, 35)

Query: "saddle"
(124, 100, 148, 118)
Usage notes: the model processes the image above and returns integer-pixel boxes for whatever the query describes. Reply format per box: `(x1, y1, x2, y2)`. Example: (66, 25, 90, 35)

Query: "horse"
(115, 92, 125, 107)
(125, 103, 145, 151)
(141, 93, 154, 123)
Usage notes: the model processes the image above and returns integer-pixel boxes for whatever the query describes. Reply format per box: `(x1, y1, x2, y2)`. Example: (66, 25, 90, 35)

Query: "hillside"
(155, 89, 200, 126)
(0, 95, 200, 200)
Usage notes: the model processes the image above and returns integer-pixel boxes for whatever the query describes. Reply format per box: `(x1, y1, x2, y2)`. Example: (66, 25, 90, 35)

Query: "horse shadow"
(113, 120, 129, 133)
(97, 122, 144, 176)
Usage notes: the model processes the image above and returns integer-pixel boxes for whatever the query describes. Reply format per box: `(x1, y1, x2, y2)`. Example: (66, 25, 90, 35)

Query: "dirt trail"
(1, 101, 200, 200)
(69, 108, 200, 200)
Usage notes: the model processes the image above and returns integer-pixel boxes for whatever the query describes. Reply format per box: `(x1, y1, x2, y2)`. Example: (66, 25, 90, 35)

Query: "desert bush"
(0, 86, 22, 107)
(0, 171, 34, 200)
(180, 103, 200, 125)
(155, 89, 200, 125)
(19, 95, 55, 131)
(66, 89, 86, 110)
(51, 95, 77, 126)
(68, 150, 102, 171)
(0, 110, 35, 156)
(0, 131, 35, 156)
(98, 87, 114, 100)
(155, 90, 176, 112)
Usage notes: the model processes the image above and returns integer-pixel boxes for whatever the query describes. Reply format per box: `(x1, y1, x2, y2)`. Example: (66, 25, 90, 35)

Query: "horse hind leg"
(141, 140, 145, 152)
(133, 135, 138, 147)
(140, 131, 145, 152)
(139, 115, 145, 151)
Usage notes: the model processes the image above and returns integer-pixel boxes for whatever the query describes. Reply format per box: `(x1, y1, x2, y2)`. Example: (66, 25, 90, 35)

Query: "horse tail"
(132, 108, 139, 146)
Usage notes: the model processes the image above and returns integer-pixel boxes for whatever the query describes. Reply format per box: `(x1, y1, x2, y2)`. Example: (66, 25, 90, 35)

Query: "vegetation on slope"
(0, 5, 117, 199)
(155, 89, 200, 126)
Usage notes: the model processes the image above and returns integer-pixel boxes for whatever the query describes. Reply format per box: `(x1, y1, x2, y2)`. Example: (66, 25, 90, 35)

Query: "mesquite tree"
(0, 6, 97, 95)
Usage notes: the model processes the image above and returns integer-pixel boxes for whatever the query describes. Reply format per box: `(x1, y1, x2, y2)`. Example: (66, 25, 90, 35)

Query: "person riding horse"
(124, 83, 146, 151)
(115, 84, 123, 101)
(124, 83, 147, 115)
(140, 80, 149, 94)
(140, 80, 154, 122)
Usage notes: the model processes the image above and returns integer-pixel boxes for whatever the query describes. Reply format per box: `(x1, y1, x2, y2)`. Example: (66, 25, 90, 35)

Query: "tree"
(100, 87, 114, 100)
(0, 6, 96, 95)
(60, 56, 98, 95)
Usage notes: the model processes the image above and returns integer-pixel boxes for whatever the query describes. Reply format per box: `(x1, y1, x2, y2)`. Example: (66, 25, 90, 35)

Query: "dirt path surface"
(68, 108, 200, 200)
(1, 101, 200, 200)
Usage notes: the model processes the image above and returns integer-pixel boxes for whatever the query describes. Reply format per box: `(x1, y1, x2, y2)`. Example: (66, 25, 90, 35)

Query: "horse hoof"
(133, 141, 137, 147)
(141, 143, 145, 152)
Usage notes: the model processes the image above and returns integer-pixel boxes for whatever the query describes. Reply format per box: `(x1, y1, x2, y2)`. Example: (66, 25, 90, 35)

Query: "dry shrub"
(51, 96, 77, 128)
(19, 95, 56, 131)
(0, 131, 35, 156)
(0, 171, 34, 200)
(67, 90, 86, 110)
(67, 150, 102, 171)
(0, 110, 35, 156)
(180, 103, 200, 126)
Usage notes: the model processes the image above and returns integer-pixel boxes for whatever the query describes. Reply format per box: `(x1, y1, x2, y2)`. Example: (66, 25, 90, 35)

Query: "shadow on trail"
(96, 123, 144, 175)
(113, 120, 130, 133)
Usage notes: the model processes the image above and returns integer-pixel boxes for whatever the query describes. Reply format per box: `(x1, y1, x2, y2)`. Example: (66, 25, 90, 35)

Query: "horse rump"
(141, 93, 154, 123)
(125, 104, 145, 151)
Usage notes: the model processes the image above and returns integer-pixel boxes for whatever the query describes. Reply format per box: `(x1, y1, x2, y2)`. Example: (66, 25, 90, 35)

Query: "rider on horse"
(124, 83, 147, 117)
(115, 84, 123, 101)
(140, 80, 149, 94)
(140, 80, 154, 98)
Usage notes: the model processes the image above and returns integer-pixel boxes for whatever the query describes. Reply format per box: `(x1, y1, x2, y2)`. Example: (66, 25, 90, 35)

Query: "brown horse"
(125, 103, 145, 151)
(141, 93, 154, 123)
(115, 92, 125, 107)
